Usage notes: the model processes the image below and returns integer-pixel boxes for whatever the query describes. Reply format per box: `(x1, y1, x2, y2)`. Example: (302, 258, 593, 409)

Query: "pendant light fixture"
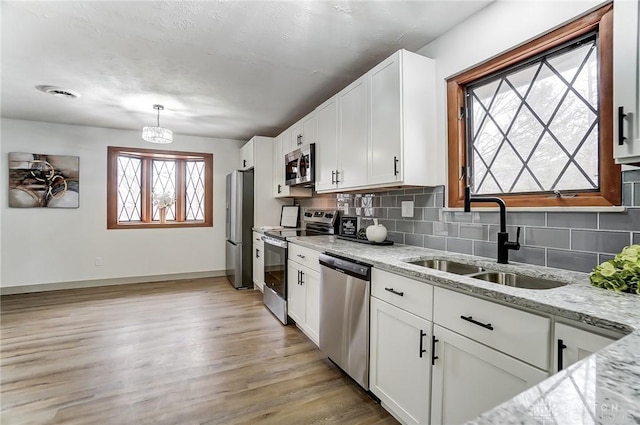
(142, 104, 173, 144)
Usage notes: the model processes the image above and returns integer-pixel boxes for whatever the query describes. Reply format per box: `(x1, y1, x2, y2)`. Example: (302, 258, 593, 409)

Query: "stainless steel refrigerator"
(225, 169, 254, 289)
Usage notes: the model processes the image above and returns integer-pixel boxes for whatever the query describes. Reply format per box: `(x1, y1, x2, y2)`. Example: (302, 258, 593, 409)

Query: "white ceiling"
(1, 1, 492, 141)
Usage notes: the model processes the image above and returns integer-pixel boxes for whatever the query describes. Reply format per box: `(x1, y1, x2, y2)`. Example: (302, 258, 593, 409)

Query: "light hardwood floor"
(1, 277, 398, 425)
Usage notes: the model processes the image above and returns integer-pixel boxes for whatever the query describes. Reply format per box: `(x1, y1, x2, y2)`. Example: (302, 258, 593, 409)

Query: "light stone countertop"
(288, 235, 640, 425)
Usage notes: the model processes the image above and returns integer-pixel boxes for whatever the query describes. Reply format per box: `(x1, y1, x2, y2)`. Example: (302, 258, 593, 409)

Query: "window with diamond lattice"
(107, 147, 213, 229)
(447, 5, 620, 208)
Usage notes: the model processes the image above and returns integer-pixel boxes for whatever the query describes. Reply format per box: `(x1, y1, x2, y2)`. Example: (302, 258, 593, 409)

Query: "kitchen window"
(447, 4, 619, 208)
(107, 146, 213, 229)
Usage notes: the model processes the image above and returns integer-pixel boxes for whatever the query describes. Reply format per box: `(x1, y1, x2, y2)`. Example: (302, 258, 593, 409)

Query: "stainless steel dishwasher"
(319, 253, 372, 390)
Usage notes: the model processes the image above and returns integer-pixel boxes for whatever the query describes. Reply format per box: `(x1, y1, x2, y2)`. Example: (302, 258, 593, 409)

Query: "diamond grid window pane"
(152, 160, 176, 221)
(117, 156, 141, 222)
(185, 161, 205, 221)
(467, 34, 599, 195)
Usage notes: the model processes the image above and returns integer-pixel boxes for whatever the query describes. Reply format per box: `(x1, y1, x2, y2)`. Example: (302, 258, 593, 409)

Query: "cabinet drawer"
(371, 268, 433, 321)
(288, 243, 321, 272)
(434, 287, 550, 370)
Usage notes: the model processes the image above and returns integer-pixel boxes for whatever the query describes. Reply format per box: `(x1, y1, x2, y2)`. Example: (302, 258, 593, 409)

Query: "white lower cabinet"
(430, 325, 548, 425)
(287, 244, 321, 346)
(252, 232, 264, 291)
(554, 322, 617, 373)
(370, 297, 432, 425)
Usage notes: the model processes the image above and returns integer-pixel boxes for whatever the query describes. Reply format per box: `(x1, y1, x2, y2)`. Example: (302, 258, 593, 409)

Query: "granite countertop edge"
(288, 235, 640, 425)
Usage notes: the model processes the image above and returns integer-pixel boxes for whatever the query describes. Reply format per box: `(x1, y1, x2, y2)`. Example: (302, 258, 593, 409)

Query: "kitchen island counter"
(290, 235, 640, 425)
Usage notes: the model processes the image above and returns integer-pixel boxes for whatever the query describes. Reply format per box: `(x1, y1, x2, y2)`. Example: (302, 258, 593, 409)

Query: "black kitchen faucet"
(464, 186, 520, 264)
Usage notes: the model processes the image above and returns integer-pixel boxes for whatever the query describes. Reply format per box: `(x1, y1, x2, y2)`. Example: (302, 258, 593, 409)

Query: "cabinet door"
(368, 52, 403, 185)
(272, 135, 288, 197)
(431, 325, 548, 425)
(613, 0, 640, 164)
(338, 76, 369, 189)
(554, 323, 616, 373)
(301, 265, 320, 346)
(240, 140, 254, 170)
(370, 298, 432, 425)
(315, 96, 339, 191)
(302, 112, 317, 146)
(316, 96, 339, 191)
(252, 242, 265, 291)
(287, 261, 304, 324)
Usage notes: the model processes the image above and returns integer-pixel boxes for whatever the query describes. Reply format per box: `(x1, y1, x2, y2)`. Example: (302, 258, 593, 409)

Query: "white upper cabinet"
(239, 138, 254, 170)
(315, 49, 438, 193)
(337, 76, 369, 189)
(290, 111, 318, 150)
(613, 0, 640, 165)
(272, 130, 312, 198)
(315, 95, 339, 192)
(368, 50, 437, 186)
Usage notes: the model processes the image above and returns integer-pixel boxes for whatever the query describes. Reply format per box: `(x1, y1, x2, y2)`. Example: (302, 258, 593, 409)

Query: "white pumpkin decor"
(366, 218, 387, 243)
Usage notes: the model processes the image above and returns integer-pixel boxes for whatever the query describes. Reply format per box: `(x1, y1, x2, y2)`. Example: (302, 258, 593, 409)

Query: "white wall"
(1, 118, 244, 288)
(416, 0, 607, 190)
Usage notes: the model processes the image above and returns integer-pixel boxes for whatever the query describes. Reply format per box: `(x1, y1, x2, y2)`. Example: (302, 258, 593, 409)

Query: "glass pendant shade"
(142, 126, 173, 144)
(142, 104, 173, 144)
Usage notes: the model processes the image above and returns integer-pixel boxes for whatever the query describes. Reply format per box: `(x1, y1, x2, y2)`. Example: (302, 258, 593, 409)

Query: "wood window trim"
(447, 4, 620, 208)
(107, 146, 213, 229)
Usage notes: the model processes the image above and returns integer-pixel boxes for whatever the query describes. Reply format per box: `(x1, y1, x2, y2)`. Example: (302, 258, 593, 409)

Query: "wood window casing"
(107, 146, 213, 229)
(447, 4, 620, 208)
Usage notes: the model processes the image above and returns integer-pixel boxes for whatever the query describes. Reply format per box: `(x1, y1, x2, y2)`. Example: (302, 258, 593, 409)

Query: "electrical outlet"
(401, 201, 414, 218)
(95, 257, 103, 266)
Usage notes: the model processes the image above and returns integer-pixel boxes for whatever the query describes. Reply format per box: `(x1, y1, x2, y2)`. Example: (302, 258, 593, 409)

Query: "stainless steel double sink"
(405, 259, 567, 290)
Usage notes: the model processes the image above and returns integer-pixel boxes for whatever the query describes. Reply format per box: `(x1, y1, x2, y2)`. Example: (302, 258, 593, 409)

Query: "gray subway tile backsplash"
(510, 245, 546, 266)
(396, 220, 415, 233)
(459, 223, 489, 241)
(547, 249, 599, 273)
(405, 233, 424, 247)
(547, 212, 597, 229)
(571, 229, 632, 254)
(296, 178, 639, 273)
(525, 227, 570, 249)
(446, 238, 473, 255)
(599, 208, 640, 231)
(473, 240, 497, 259)
(424, 235, 446, 250)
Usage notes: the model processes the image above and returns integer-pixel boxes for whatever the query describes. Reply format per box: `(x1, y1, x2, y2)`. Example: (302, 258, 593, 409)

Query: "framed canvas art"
(8, 152, 79, 208)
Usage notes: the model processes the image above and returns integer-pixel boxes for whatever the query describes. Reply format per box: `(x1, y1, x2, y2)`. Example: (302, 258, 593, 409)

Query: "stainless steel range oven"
(262, 208, 338, 325)
(262, 234, 288, 324)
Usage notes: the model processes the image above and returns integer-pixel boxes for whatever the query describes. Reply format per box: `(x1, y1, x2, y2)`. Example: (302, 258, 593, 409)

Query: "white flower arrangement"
(152, 192, 175, 209)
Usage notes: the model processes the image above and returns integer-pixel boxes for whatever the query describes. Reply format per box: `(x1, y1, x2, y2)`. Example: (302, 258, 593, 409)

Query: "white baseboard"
(0, 270, 226, 295)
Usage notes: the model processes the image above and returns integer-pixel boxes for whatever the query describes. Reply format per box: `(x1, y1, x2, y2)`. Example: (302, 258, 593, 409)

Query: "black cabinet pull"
(243, 159, 247, 168)
(331, 170, 335, 184)
(297, 134, 303, 145)
(557, 339, 567, 371)
(277, 184, 281, 194)
(335, 170, 340, 184)
(393, 156, 399, 176)
(431, 336, 439, 365)
(255, 249, 260, 259)
(419, 330, 427, 358)
(297, 254, 306, 259)
(300, 271, 304, 285)
(297, 270, 302, 285)
(384, 287, 404, 297)
(618, 106, 627, 146)
(460, 315, 494, 330)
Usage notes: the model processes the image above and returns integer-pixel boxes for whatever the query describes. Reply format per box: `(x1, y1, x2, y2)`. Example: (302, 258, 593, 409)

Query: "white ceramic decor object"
(366, 218, 388, 243)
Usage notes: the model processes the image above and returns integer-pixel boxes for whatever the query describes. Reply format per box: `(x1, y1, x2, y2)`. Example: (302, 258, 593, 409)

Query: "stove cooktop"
(264, 228, 328, 240)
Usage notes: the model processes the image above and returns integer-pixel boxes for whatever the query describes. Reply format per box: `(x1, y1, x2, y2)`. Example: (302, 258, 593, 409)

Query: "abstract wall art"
(8, 152, 79, 208)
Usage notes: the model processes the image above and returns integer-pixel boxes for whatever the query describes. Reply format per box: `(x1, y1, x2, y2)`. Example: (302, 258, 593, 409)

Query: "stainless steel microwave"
(285, 143, 315, 186)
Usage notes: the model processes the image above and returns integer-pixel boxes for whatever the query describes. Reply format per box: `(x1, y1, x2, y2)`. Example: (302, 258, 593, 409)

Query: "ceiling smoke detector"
(35, 85, 80, 99)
